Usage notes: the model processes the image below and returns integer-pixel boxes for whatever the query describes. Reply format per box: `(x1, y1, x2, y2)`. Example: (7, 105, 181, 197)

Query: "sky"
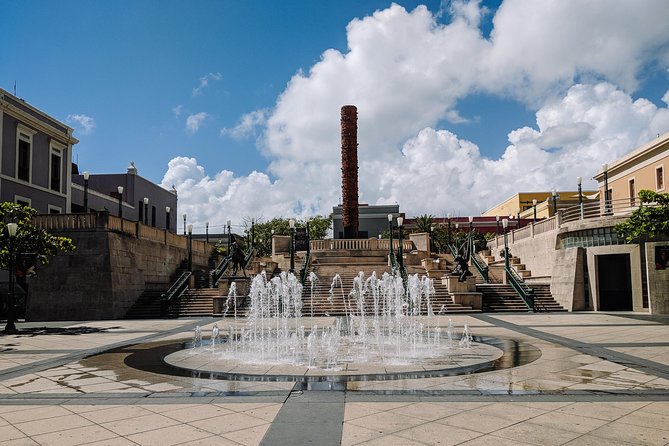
(2, 0, 669, 233)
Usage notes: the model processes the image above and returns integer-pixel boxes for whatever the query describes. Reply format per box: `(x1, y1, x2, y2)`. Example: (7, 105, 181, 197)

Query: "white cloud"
(186, 112, 209, 133)
(66, 114, 96, 135)
(167, 82, 669, 227)
(221, 109, 269, 140)
(192, 72, 222, 96)
(166, 1, 669, 227)
(172, 105, 183, 118)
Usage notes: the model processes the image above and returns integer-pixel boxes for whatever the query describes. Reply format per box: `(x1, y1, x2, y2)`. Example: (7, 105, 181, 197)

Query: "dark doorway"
(597, 254, 633, 311)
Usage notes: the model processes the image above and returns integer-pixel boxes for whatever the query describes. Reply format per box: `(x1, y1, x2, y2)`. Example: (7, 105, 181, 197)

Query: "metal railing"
(561, 197, 642, 224)
(505, 266, 534, 312)
(210, 255, 231, 288)
(471, 252, 489, 283)
(161, 271, 191, 317)
(243, 247, 255, 269)
(299, 251, 312, 285)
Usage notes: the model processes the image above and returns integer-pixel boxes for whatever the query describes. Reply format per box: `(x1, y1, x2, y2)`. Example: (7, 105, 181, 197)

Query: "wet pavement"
(0, 313, 668, 445)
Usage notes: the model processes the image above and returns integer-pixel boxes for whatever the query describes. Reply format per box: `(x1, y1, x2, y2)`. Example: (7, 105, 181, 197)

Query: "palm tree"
(413, 214, 434, 233)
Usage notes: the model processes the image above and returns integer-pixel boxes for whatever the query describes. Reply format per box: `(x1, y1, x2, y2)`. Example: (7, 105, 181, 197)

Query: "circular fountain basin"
(165, 336, 509, 379)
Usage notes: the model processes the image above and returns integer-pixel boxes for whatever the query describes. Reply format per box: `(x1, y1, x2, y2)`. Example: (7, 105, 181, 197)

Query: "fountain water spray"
(194, 271, 475, 369)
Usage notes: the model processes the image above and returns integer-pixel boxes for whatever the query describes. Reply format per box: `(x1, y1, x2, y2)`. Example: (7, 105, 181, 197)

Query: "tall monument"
(341, 105, 359, 239)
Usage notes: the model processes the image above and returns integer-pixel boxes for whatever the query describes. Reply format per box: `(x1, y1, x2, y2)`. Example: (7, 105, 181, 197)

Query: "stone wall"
(645, 241, 669, 314)
(27, 230, 212, 321)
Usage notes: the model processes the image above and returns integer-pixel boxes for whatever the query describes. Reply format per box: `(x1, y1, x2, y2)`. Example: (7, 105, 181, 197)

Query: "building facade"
(71, 163, 178, 232)
(0, 88, 78, 214)
(332, 204, 400, 239)
(593, 132, 668, 212)
(483, 191, 598, 220)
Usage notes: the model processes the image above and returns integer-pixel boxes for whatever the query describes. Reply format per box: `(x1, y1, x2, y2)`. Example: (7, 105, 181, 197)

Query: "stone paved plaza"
(0, 313, 668, 445)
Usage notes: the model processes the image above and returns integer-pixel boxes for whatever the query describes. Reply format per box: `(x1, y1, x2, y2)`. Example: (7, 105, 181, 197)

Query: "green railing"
(299, 251, 312, 285)
(505, 265, 534, 312)
(161, 271, 191, 317)
(470, 252, 489, 283)
(243, 247, 255, 269)
(210, 256, 231, 287)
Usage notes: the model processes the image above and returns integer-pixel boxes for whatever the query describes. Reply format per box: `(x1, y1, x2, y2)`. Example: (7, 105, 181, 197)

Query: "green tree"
(412, 214, 434, 234)
(615, 190, 669, 243)
(0, 203, 76, 270)
(245, 215, 332, 257)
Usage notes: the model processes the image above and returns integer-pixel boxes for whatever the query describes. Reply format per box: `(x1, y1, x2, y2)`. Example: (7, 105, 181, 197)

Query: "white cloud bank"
(165, 0, 669, 227)
(66, 114, 96, 135)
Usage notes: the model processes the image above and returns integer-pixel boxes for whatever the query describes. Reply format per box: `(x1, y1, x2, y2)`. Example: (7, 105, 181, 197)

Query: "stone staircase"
(476, 251, 564, 312)
(125, 288, 166, 319)
(125, 256, 224, 319)
(171, 288, 220, 317)
(477, 283, 565, 312)
(301, 251, 474, 316)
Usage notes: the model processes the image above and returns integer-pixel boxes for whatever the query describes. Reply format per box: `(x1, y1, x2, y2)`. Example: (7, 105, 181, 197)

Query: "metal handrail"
(299, 251, 312, 285)
(470, 252, 489, 283)
(561, 197, 644, 224)
(505, 266, 534, 312)
(243, 247, 255, 269)
(210, 255, 232, 288)
(161, 271, 191, 317)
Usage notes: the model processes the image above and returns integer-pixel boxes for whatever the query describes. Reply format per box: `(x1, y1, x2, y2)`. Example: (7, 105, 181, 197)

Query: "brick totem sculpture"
(341, 105, 359, 239)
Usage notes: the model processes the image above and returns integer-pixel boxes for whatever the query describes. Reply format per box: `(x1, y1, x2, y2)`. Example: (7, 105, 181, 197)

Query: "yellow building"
(593, 131, 668, 212)
(483, 191, 597, 220)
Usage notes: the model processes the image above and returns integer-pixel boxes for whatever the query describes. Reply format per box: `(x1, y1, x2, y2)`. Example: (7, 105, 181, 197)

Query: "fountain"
(165, 271, 506, 377)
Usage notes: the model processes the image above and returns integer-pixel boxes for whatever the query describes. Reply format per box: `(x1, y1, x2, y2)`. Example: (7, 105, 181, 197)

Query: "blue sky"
(2, 0, 669, 229)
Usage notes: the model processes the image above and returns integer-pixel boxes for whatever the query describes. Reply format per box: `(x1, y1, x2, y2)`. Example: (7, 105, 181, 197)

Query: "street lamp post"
(447, 213, 452, 248)
(397, 216, 404, 269)
(577, 176, 583, 219)
(516, 207, 520, 221)
(468, 216, 473, 256)
(4, 222, 18, 333)
(387, 214, 393, 262)
(602, 163, 610, 215)
(227, 220, 231, 256)
(187, 224, 193, 272)
(502, 218, 509, 271)
(205, 222, 209, 244)
(183, 214, 187, 235)
(251, 219, 255, 250)
(532, 199, 537, 223)
(552, 188, 558, 215)
(289, 218, 296, 274)
(495, 215, 500, 236)
(165, 207, 171, 231)
(430, 224, 435, 254)
(117, 186, 124, 219)
(143, 197, 149, 225)
(83, 171, 90, 212)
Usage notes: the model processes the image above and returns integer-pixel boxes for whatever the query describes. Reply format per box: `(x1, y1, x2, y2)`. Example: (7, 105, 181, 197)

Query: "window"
(151, 206, 156, 227)
(15, 195, 31, 208)
(657, 166, 664, 191)
(138, 201, 144, 223)
(629, 178, 635, 207)
(17, 131, 32, 182)
(48, 205, 62, 214)
(50, 147, 62, 192)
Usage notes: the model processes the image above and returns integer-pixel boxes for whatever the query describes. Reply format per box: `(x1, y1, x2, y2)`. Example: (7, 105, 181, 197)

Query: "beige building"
(593, 131, 668, 212)
(486, 132, 669, 314)
(483, 191, 597, 220)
